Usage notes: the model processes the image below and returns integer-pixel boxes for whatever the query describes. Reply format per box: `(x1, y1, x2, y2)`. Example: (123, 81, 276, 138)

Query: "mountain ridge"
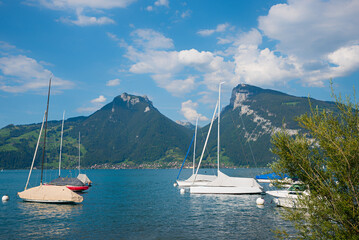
(0, 84, 338, 169)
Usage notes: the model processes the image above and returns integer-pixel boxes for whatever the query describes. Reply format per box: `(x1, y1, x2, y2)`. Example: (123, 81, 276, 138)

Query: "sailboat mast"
(59, 111, 65, 177)
(40, 77, 51, 184)
(217, 82, 224, 174)
(78, 132, 81, 175)
(192, 117, 198, 175)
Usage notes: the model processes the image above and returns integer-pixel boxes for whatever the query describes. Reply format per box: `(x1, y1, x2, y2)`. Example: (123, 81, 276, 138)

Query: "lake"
(0, 168, 294, 239)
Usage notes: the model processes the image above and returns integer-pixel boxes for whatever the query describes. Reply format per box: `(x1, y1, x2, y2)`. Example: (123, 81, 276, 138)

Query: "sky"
(1, 0, 359, 128)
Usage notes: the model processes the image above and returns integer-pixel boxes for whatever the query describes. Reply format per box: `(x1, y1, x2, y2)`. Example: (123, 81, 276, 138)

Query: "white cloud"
(131, 29, 174, 50)
(106, 78, 121, 86)
(36, 0, 136, 10)
(180, 100, 208, 122)
(125, 29, 236, 95)
(0, 54, 73, 93)
(181, 10, 191, 19)
(146, 6, 153, 11)
(107, 32, 120, 42)
(91, 95, 106, 103)
(60, 8, 115, 26)
(152, 74, 196, 96)
(198, 23, 230, 36)
(154, 0, 169, 7)
(259, 0, 359, 60)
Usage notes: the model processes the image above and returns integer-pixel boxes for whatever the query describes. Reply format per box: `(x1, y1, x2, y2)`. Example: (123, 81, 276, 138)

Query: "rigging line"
(25, 111, 46, 190)
(177, 132, 195, 180)
(229, 109, 251, 167)
(238, 109, 258, 168)
(198, 123, 215, 175)
(193, 101, 218, 183)
(40, 77, 51, 184)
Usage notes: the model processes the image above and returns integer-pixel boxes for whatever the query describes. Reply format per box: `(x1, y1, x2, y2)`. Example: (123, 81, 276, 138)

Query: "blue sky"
(1, 0, 359, 128)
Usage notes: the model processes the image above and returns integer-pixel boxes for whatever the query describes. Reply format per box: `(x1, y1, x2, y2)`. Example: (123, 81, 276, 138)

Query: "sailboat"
(176, 117, 217, 187)
(76, 132, 92, 187)
(46, 115, 89, 192)
(18, 78, 83, 203)
(189, 82, 263, 195)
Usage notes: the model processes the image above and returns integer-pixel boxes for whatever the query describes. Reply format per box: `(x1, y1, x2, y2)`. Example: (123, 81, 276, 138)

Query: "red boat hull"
(66, 185, 89, 192)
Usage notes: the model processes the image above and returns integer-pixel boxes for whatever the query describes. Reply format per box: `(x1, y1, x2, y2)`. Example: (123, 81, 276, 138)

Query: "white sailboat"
(190, 82, 263, 195)
(176, 116, 217, 187)
(18, 78, 83, 203)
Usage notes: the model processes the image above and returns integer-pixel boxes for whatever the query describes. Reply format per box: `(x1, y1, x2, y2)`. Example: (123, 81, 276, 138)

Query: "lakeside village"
(89, 161, 238, 170)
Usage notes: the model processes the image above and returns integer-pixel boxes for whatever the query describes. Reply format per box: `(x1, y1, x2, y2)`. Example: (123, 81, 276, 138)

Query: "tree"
(270, 89, 359, 239)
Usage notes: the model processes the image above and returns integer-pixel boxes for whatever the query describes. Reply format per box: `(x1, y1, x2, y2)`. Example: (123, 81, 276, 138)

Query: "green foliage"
(270, 87, 359, 239)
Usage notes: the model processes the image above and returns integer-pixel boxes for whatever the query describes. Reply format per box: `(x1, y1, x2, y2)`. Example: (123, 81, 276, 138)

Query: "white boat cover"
(77, 174, 91, 185)
(18, 185, 83, 203)
(190, 171, 263, 194)
(177, 174, 217, 187)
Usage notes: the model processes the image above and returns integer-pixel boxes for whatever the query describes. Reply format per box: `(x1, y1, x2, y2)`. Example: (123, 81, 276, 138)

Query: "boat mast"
(192, 117, 198, 175)
(40, 77, 51, 185)
(78, 132, 81, 175)
(59, 111, 65, 177)
(218, 82, 224, 175)
(25, 111, 46, 190)
(193, 101, 218, 182)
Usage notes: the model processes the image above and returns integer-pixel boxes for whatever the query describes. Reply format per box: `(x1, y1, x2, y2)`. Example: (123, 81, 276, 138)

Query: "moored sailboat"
(18, 78, 83, 203)
(189, 82, 263, 195)
(47, 120, 89, 192)
(176, 117, 217, 187)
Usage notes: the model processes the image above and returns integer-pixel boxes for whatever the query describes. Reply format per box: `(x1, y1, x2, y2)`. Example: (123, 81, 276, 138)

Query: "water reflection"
(17, 202, 82, 239)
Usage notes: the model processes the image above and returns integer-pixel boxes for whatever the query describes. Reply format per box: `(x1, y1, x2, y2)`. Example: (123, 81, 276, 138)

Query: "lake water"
(0, 168, 294, 239)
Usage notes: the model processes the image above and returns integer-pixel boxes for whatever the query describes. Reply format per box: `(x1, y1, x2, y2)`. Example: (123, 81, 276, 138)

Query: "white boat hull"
(190, 186, 263, 194)
(273, 197, 305, 208)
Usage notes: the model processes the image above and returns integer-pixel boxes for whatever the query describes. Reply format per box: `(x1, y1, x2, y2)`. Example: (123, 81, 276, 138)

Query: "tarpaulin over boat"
(77, 174, 91, 185)
(47, 177, 85, 186)
(18, 185, 83, 203)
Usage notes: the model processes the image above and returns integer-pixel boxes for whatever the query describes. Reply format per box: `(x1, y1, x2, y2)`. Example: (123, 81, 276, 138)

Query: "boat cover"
(77, 174, 91, 185)
(47, 177, 85, 186)
(18, 185, 83, 203)
(206, 171, 262, 188)
(255, 173, 289, 180)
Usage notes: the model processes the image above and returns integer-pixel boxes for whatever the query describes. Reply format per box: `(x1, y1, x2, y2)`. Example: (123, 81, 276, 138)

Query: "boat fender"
(180, 188, 185, 194)
(256, 197, 265, 205)
(2, 195, 9, 201)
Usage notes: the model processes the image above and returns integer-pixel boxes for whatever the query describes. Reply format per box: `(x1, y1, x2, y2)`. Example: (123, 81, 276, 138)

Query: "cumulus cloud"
(152, 74, 196, 96)
(34, 0, 136, 10)
(59, 8, 115, 26)
(197, 23, 230, 36)
(29, 0, 136, 26)
(106, 78, 121, 86)
(91, 95, 106, 103)
(0, 54, 74, 93)
(180, 100, 208, 122)
(259, 0, 359, 60)
(131, 29, 174, 50)
(124, 29, 237, 95)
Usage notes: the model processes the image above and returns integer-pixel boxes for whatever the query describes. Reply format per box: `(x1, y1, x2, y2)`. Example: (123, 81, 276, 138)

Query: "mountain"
(0, 85, 338, 169)
(0, 93, 192, 169)
(200, 84, 337, 167)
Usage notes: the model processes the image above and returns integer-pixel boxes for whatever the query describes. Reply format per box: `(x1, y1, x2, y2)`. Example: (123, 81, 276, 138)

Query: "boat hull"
(66, 185, 89, 192)
(190, 186, 263, 195)
(273, 197, 305, 208)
